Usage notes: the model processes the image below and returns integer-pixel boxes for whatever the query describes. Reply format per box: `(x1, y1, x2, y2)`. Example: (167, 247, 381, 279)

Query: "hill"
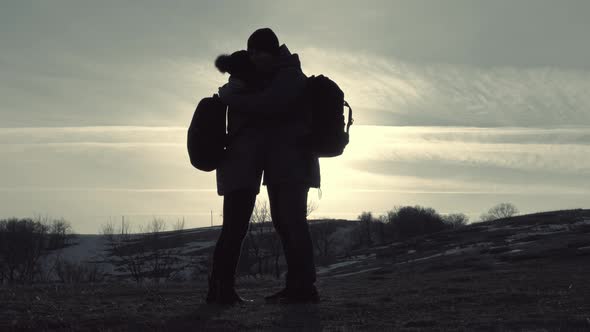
(1, 210, 589, 331)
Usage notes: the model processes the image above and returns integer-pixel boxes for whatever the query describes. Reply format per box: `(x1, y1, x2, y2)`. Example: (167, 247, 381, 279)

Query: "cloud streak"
(300, 48, 590, 127)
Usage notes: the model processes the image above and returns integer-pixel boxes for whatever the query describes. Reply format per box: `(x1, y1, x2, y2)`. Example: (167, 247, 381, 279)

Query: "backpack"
(187, 94, 227, 172)
(305, 75, 353, 157)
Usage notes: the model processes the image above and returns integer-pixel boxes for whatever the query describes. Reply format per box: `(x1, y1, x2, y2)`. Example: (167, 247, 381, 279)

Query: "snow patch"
(317, 260, 363, 274)
(329, 267, 382, 278)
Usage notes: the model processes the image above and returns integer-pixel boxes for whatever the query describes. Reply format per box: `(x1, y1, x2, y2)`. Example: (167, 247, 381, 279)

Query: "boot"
(280, 285, 320, 304)
(206, 273, 253, 305)
(217, 279, 253, 305)
(265, 285, 320, 304)
(264, 287, 293, 303)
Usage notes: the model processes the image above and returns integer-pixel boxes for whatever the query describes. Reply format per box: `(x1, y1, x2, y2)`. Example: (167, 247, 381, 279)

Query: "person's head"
(215, 50, 257, 82)
(247, 28, 280, 71)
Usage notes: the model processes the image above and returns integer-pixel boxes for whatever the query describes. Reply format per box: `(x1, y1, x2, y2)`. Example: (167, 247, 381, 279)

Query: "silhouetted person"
(206, 28, 320, 305)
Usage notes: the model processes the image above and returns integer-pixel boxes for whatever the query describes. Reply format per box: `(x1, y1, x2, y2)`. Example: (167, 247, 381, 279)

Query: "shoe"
(265, 286, 320, 304)
(264, 287, 292, 303)
(217, 286, 254, 305)
(206, 273, 253, 305)
(280, 286, 320, 304)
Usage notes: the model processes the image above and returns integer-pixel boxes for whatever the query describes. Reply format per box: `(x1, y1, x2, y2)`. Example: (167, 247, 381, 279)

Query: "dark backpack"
(305, 75, 353, 157)
(187, 94, 227, 172)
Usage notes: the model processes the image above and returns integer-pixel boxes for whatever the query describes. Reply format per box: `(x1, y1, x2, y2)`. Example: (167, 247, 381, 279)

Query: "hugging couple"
(206, 28, 321, 305)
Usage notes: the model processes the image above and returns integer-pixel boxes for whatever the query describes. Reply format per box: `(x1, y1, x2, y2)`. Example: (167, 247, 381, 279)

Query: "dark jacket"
(216, 44, 320, 195)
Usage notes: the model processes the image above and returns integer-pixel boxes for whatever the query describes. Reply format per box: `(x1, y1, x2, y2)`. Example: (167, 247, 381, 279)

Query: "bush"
(480, 203, 519, 222)
(442, 213, 469, 229)
(54, 257, 105, 283)
(381, 206, 447, 241)
(0, 218, 49, 284)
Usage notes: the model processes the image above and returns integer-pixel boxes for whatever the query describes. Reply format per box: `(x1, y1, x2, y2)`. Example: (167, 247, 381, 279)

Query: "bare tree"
(145, 218, 166, 283)
(329, 225, 355, 258)
(101, 217, 188, 284)
(147, 218, 187, 284)
(173, 217, 185, 232)
(0, 218, 49, 284)
(443, 213, 469, 229)
(375, 217, 386, 245)
(53, 255, 105, 284)
(46, 218, 74, 250)
(100, 218, 148, 284)
(480, 203, 519, 222)
(310, 221, 335, 257)
(358, 211, 374, 247)
(247, 201, 271, 276)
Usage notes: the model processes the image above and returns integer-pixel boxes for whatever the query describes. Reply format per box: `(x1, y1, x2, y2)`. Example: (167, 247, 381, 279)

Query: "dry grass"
(2, 210, 590, 331)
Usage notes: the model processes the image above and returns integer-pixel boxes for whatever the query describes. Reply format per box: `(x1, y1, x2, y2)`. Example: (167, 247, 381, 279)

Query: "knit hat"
(247, 28, 280, 56)
(215, 50, 255, 76)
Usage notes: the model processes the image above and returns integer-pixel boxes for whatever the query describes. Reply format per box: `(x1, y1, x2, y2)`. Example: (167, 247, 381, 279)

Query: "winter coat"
(216, 44, 321, 196)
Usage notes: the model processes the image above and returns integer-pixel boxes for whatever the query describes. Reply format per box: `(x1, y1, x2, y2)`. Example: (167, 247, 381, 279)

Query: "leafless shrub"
(443, 213, 470, 229)
(358, 212, 375, 247)
(328, 226, 355, 257)
(480, 203, 519, 222)
(143, 218, 186, 284)
(100, 218, 148, 284)
(310, 221, 337, 257)
(45, 217, 75, 250)
(0, 218, 49, 284)
(247, 201, 272, 276)
(99, 217, 187, 285)
(172, 218, 185, 232)
(54, 256, 105, 283)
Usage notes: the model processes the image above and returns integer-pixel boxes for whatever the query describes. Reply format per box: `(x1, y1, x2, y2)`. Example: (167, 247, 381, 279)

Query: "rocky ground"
(1, 209, 590, 331)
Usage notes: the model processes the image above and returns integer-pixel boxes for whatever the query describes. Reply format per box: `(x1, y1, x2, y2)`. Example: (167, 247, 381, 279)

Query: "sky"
(1, 1, 589, 233)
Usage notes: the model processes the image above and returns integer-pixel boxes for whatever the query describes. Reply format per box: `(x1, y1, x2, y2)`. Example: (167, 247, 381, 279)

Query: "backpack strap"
(344, 100, 353, 134)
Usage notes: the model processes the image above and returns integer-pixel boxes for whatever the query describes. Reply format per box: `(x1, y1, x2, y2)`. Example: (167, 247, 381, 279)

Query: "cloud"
(273, 0, 590, 69)
(299, 48, 590, 127)
(342, 125, 590, 172)
(2, 1, 590, 128)
(0, 51, 225, 127)
(1, 124, 588, 232)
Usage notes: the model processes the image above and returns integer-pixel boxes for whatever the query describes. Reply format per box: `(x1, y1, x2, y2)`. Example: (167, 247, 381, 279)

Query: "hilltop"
(1, 209, 589, 331)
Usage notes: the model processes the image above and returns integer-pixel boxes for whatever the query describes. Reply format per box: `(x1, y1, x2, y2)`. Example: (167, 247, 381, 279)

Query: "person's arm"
(219, 76, 247, 95)
(218, 68, 306, 113)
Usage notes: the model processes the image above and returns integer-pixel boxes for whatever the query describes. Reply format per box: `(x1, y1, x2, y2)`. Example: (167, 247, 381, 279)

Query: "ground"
(1, 209, 590, 331)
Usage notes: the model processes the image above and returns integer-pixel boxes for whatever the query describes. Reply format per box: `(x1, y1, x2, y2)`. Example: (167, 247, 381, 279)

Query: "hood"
(272, 44, 301, 70)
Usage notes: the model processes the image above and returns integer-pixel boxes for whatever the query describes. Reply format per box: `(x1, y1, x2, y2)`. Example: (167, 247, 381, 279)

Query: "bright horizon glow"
(1, 124, 589, 233)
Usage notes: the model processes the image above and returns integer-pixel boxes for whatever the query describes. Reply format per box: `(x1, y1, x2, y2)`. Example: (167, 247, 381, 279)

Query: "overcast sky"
(1, 1, 589, 233)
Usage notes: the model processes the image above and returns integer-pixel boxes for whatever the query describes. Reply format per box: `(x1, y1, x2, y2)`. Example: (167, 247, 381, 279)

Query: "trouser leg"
(268, 186, 294, 287)
(211, 187, 257, 282)
(267, 183, 316, 290)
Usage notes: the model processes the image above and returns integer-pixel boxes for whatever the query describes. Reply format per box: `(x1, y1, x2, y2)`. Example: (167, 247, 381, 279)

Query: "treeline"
(311, 202, 520, 259)
(0, 217, 74, 284)
(0, 202, 519, 285)
(0, 215, 191, 285)
(228, 201, 520, 279)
